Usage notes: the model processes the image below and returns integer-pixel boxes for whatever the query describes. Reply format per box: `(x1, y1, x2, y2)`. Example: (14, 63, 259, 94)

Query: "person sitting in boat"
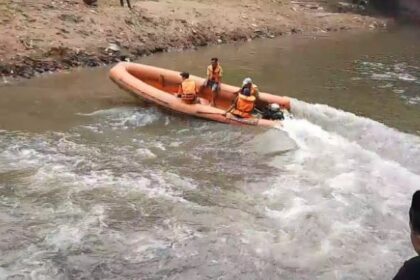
(203, 57, 223, 106)
(226, 86, 256, 118)
(240, 77, 259, 99)
(177, 72, 198, 104)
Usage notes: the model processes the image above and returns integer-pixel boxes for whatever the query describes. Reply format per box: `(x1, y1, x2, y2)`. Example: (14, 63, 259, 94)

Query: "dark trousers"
(120, 0, 132, 8)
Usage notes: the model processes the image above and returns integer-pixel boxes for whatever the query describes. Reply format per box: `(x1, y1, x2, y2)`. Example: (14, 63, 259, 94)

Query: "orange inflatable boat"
(109, 62, 291, 127)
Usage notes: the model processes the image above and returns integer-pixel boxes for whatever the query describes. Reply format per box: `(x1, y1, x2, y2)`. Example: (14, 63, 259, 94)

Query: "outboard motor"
(262, 103, 284, 120)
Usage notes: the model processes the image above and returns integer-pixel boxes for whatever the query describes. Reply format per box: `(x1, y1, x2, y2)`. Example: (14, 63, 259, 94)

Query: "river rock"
(106, 43, 121, 52)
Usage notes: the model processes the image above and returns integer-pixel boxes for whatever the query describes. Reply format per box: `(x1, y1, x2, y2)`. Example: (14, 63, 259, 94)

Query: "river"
(0, 27, 419, 279)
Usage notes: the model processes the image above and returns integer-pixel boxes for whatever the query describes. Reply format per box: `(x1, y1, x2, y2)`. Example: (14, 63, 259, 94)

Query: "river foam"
(255, 100, 420, 278)
(1, 98, 420, 279)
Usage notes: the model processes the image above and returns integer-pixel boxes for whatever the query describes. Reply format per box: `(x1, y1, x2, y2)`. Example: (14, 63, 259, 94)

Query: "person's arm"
(218, 66, 223, 83)
(224, 104, 235, 116)
(223, 95, 238, 115)
(235, 86, 244, 95)
(206, 66, 211, 80)
(254, 86, 259, 99)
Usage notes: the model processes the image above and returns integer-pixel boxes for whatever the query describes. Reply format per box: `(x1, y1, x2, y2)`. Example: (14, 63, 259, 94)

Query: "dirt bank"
(0, 0, 389, 80)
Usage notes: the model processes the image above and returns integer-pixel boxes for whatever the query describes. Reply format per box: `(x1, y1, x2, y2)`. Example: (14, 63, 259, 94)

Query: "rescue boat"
(109, 62, 291, 127)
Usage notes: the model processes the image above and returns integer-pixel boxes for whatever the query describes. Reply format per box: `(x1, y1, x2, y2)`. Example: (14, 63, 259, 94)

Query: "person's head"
(180, 72, 190, 80)
(269, 103, 280, 112)
(211, 57, 218, 67)
(410, 190, 420, 255)
(242, 77, 253, 88)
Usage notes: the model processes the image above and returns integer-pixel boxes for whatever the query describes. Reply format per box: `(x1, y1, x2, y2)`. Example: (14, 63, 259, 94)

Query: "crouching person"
(177, 72, 198, 104)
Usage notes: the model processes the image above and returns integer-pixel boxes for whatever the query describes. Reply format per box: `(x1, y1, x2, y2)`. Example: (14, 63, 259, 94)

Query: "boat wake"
(258, 98, 420, 278)
(288, 99, 420, 174)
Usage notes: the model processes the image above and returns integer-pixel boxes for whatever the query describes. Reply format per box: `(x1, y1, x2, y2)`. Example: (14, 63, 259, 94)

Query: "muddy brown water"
(0, 27, 419, 279)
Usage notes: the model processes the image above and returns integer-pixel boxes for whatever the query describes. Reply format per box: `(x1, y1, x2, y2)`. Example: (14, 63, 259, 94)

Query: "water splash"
(78, 107, 163, 131)
(290, 99, 420, 174)
(265, 105, 420, 278)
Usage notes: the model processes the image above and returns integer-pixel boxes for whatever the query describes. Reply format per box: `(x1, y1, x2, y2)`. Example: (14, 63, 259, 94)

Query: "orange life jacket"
(207, 64, 222, 83)
(180, 79, 197, 103)
(232, 94, 256, 118)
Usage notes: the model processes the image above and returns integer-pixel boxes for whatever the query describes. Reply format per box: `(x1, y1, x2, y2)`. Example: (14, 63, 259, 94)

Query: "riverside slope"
(0, 0, 388, 80)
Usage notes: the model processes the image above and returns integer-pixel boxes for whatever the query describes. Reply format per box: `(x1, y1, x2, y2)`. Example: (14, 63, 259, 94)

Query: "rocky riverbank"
(0, 0, 389, 80)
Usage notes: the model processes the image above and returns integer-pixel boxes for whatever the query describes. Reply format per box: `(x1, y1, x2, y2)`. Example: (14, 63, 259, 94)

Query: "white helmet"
(269, 103, 280, 112)
(242, 77, 252, 86)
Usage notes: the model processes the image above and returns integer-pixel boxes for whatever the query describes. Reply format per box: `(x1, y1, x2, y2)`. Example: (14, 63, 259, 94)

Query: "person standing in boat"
(204, 57, 223, 106)
(177, 72, 198, 104)
(393, 190, 420, 279)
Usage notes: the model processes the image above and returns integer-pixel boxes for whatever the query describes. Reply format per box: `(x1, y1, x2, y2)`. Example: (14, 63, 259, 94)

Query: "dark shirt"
(240, 87, 251, 96)
(394, 256, 420, 280)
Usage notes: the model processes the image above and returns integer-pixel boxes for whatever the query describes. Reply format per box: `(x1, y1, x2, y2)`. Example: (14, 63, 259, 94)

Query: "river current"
(0, 27, 419, 279)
